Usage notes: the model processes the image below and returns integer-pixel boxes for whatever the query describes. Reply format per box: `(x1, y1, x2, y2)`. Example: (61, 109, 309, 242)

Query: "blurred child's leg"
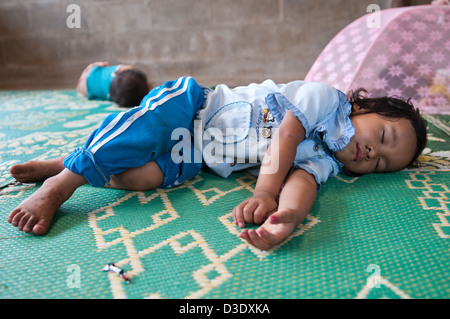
(109, 161, 164, 191)
(8, 169, 87, 235)
(10, 157, 163, 191)
(64, 76, 205, 188)
(7, 77, 205, 235)
(10, 156, 66, 183)
(109, 146, 203, 191)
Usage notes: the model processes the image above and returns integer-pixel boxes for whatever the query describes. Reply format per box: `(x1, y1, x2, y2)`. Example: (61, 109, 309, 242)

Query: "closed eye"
(381, 129, 385, 143)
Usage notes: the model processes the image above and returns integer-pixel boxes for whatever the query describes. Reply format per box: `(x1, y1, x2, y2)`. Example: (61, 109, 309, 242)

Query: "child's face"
(334, 111, 417, 175)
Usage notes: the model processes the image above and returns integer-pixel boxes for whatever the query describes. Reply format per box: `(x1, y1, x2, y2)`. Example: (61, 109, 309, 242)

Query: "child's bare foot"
(8, 181, 64, 235)
(8, 169, 86, 235)
(10, 157, 65, 183)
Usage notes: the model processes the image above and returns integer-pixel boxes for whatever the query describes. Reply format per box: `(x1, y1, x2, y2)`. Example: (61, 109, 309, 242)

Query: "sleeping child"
(77, 61, 151, 108)
(8, 76, 427, 250)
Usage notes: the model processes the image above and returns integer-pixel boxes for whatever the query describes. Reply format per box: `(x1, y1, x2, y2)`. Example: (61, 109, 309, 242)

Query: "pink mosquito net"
(305, 4, 450, 114)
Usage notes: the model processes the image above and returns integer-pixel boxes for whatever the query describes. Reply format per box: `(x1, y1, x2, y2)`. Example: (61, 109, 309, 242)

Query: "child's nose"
(365, 145, 376, 160)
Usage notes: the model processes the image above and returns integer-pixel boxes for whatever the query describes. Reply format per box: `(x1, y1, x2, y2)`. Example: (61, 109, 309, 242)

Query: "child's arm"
(232, 110, 305, 227)
(239, 168, 317, 250)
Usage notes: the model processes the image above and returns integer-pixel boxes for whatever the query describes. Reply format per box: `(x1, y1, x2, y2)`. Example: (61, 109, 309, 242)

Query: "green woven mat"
(1, 90, 449, 299)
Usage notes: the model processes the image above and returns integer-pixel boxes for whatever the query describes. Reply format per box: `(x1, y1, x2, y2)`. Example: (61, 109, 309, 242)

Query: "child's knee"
(109, 162, 164, 191)
(110, 174, 158, 191)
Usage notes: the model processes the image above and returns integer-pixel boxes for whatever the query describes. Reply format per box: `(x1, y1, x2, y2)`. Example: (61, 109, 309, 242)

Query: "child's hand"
(238, 208, 299, 250)
(232, 193, 277, 228)
(89, 61, 110, 68)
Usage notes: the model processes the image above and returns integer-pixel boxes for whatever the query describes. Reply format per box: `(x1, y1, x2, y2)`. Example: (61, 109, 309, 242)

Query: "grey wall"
(1, 0, 429, 89)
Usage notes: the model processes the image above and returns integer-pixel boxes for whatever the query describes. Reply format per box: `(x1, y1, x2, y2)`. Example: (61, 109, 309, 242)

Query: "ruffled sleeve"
(293, 155, 341, 191)
(265, 81, 355, 152)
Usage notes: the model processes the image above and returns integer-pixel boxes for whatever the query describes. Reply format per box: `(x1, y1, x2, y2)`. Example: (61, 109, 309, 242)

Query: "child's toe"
(9, 210, 24, 226)
(32, 219, 51, 236)
(18, 214, 31, 230)
(8, 208, 18, 223)
(22, 215, 37, 233)
(10, 164, 27, 179)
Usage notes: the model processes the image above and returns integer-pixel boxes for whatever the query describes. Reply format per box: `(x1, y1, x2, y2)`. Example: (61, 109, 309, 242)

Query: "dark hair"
(109, 69, 150, 108)
(346, 88, 427, 173)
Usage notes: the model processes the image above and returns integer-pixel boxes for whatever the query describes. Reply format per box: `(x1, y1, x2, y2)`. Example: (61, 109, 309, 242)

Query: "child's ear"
(352, 104, 362, 114)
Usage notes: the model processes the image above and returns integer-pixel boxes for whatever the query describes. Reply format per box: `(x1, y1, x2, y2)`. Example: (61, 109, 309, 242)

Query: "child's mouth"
(354, 143, 361, 161)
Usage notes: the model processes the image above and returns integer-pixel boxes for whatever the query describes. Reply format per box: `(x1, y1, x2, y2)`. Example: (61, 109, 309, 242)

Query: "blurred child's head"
(109, 69, 150, 108)
(335, 88, 427, 176)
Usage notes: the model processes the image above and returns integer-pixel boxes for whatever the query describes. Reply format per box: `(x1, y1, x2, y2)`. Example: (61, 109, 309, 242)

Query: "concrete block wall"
(0, 0, 424, 89)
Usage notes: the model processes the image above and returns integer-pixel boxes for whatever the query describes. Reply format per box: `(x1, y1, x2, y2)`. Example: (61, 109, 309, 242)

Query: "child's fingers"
(248, 229, 272, 250)
(239, 229, 256, 248)
(242, 201, 258, 224)
(232, 207, 239, 226)
(232, 201, 242, 224)
(254, 227, 280, 248)
(269, 208, 295, 224)
(233, 198, 278, 228)
(239, 229, 259, 248)
(239, 228, 272, 250)
(233, 200, 247, 228)
(253, 205, 270, 225)
(239, 228, 250, 241)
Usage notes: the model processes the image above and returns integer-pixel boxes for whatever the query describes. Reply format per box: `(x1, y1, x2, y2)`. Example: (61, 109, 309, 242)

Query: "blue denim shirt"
(197, 80, 355, 190)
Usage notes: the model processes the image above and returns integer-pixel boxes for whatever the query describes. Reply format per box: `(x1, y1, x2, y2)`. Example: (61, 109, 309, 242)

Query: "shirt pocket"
(204, 101, 252, 144)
